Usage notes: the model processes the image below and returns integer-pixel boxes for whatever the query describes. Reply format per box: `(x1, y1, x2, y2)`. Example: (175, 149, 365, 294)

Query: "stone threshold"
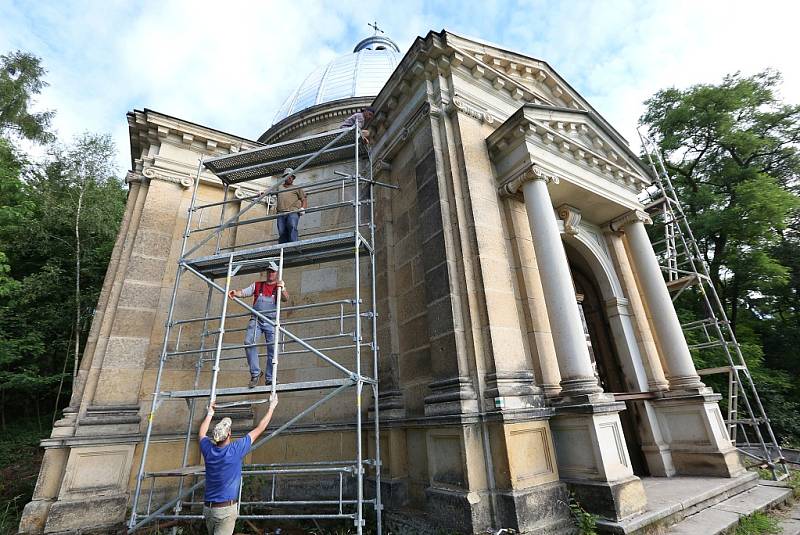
(597, 473, 760, 534)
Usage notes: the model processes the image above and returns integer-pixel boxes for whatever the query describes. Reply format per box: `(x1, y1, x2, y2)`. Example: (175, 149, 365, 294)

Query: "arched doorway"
(570, 262, 649, 476)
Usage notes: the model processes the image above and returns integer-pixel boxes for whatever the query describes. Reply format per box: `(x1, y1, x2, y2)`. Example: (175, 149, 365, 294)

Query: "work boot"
(248, 372, 263, 389)
(265, 375, 273, 386)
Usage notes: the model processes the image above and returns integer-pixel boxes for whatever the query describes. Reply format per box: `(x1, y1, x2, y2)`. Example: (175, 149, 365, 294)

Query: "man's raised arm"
(247, 393, 279, 443)
(198, 402, 215, 442)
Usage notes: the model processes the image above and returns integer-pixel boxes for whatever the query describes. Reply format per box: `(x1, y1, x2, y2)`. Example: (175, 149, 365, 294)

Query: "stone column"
(612, 211, 704, 391)
(508, 168, 601, 397)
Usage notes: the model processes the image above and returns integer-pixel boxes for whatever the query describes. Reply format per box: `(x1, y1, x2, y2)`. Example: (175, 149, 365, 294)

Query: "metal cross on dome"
(368, 21, 384, 36)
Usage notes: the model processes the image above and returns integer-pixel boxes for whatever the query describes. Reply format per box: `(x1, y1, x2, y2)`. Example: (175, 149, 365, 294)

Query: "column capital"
(610, 209, 652, 231)
(142, 167, 194, 189)
(499, 163, 560, 197)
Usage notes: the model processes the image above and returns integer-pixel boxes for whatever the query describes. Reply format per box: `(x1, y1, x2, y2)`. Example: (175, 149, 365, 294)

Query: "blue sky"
(2, 0, 799, 172)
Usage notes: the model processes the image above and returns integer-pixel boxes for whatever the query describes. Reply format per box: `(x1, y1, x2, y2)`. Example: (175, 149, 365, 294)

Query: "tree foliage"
(641, 70, 800, 443)
(0, 51, 125, 428)
(0, 51, 54, 143)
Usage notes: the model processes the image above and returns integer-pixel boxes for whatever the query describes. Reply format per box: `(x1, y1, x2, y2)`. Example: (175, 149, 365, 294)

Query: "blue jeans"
(244, 319, 275, 381)
(277, 212, 300, 243)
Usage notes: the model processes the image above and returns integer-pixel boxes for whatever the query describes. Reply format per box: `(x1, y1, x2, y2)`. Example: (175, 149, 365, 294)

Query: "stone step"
(598, 473, 759, 533)
(666, 483, 792, 534)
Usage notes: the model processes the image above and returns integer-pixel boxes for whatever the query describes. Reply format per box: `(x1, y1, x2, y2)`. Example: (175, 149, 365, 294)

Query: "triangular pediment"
(442, 31, 588, 114)
(370, 30, 633, 154)
(487, 104, 652, 191)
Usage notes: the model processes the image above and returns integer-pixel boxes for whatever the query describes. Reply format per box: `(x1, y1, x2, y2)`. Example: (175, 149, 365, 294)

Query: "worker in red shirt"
(228, 262, 289, 388)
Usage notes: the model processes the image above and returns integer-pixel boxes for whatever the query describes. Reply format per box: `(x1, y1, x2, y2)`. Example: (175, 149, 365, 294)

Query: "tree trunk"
(730, 277, 740, 334)
(74, 183, 84, 381)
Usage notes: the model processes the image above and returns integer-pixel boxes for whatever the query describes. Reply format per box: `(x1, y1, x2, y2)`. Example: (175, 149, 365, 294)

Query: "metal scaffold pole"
(128, 124, 393, 532)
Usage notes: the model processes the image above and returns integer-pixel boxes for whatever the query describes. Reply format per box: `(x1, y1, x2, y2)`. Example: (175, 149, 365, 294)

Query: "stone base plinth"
(43, 495, 128, 534)
(564, 475, 646, 522)
(494, 480, 574, 534)
(425, 486, 492, 533)
(550, 400, 646, 521)
(655, 394, 745, 478)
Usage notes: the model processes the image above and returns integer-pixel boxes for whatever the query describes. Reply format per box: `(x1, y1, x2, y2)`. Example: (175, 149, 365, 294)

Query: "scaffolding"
(127, 124, 394, 533)
(638, 130, 789, 480)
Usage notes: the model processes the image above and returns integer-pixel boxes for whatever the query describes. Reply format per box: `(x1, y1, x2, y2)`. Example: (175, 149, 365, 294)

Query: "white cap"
(282, 167, 294, 178)
(267, 261, 279, 272)
(212, 417, 232, 443)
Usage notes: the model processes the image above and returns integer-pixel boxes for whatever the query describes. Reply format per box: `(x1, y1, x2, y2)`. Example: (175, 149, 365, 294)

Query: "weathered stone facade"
(20, 30, 743, 534)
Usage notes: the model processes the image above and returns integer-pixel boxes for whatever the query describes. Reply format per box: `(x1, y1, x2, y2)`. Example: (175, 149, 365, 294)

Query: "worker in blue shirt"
(198, 393, 278, 534)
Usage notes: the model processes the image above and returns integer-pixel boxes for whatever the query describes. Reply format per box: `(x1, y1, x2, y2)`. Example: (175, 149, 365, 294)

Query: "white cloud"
(1, 0, 799, 172)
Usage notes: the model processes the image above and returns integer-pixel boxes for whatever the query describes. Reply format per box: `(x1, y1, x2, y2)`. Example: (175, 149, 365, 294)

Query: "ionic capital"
(499, 164, 560, 197)
(142, 167, 194, 189)
(609, 210, 652, 231)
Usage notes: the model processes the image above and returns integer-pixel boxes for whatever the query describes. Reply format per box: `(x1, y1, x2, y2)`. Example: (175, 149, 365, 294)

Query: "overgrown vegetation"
(734, 510, 781, 535)
(0, 421, 47, 533)
(568, 494, 598, 535)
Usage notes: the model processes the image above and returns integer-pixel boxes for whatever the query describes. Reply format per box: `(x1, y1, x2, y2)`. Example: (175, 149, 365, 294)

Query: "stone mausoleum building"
(21, 30, 747, 534)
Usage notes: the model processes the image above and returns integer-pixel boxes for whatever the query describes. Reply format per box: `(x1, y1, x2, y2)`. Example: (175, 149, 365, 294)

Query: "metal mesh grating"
(204, 128, 358, 184)
(184, 232, 365, 278)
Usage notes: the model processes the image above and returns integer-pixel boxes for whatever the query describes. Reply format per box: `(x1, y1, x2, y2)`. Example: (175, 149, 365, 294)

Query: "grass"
(734, 511, 780, 535)
(0, 420, 48, 533)
(785, 469, 800, 498)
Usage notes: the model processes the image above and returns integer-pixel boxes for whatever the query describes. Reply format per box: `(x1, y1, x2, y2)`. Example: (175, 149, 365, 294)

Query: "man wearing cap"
(198, 393, 279, 535)
(228, 262, 289, 388)
(340, 106, 375, 144)
(275, 168, 307, 244)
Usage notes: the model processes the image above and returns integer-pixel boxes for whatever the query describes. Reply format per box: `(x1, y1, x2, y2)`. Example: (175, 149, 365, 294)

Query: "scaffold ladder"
(638, 130, 789, 480)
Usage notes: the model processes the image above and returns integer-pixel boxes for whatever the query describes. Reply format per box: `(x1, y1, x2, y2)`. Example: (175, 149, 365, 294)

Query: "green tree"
(0, 134, 125, 427)
(0, 51, 54, 143)
(640, 70, 800, 442)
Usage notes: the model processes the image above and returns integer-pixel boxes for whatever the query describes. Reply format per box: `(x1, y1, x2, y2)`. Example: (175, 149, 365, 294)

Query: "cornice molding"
(372, 102, 432, 168)
(260, 97, 373, 144)
(370, 31, 584, 143)
(499, 164, 561, 197)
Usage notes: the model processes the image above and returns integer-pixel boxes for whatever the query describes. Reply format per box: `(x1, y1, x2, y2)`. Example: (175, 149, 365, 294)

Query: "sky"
(1, 0, 799, 173)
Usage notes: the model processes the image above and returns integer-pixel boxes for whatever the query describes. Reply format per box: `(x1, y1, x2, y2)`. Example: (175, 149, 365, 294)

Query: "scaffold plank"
(183, 232, 366, 277)
(164, 378, 354, 399)
(204, 127, 358, 184)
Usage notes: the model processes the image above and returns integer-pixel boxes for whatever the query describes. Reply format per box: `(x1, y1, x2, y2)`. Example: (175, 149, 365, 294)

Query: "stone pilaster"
(413, 145, 477, 416)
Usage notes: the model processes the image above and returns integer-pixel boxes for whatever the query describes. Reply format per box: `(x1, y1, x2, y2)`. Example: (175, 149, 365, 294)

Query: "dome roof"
(271, 35, 400, 125)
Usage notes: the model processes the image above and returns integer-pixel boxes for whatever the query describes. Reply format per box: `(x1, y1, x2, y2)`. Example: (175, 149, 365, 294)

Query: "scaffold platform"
(184, 231, 369, 278)
(204, 127, 358, 184)
(164, 378, 355, 400)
